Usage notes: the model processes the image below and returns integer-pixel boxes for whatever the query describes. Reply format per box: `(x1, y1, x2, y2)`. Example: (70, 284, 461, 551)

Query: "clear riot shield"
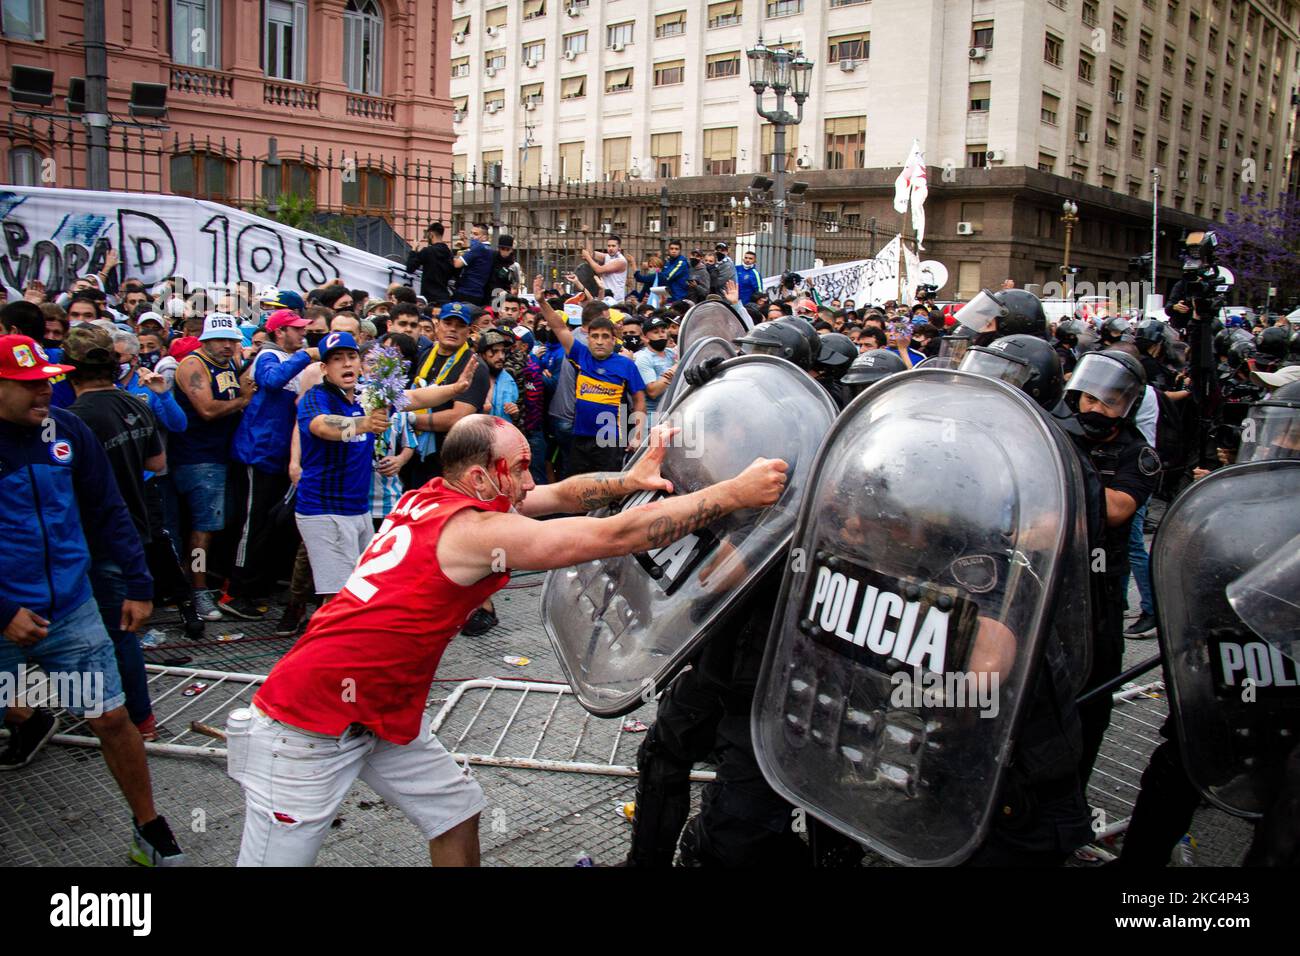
(753, 369, 1082, 865)
(1227, 530, 1300, 662)
(659, 335, 737, 414)
(543, 355, 837, 717)
(676, 299, 751, 354)
(1153, 459, 1300, 818)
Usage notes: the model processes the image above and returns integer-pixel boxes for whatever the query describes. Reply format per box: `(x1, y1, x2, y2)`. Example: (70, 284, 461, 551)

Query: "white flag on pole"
(892, 139, 929, 250)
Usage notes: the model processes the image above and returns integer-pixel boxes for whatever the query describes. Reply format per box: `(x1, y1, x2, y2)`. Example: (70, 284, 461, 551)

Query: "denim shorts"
(172, 462, 228, 532)
(0, 596, 126, 720)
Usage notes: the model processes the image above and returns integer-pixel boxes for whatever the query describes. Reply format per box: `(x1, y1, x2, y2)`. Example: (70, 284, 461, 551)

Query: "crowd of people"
(1, 218, 1297, 868)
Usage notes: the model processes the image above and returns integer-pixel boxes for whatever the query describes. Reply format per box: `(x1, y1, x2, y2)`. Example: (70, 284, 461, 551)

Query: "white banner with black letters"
(761, 236, 922, 306)
(0, 185, 413, 297)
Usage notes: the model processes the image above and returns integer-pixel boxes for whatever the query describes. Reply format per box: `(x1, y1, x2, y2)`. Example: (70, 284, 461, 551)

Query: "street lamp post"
(746, 39, 813, 275)
(1060, 200, 1080, 302)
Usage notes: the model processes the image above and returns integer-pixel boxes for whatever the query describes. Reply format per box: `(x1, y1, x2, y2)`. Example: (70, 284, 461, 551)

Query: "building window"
(606, 21, 634, 48)
(1108, 68, 1123, 99)
(523, 0, 546, 21)
(1131, 129, 1145, 158)
(603, 136, 631, 181)
(651, 132, 681, 178)
(485, 49, 506, 72)
(1199, 114, 1209, 140)
(483, 89, 505, 111)
(968, 81, 991, 112)
(8, 146, 41, 185)
(520, 82, 543, 107)
(563, 32, 586, 56)
(1078, 51, 1094, 83)
(481, 150, 502, 177)
(1038, 152, 1056, 173)
(1112, 12, 1127, 44)
(1163, 44, 1174, 74)
(605, 67, 633, 93)
(453, 154, 467, 179)
(654, 11, 686, 39)
(1041, 92, 1060, 125)
(967, 145, 988, 168)
(172, 0, 220, 69)
(824, 115, 866, 170)
(1135, 80, 1148, 109)
(956, 261, 982, 299)
(341, 166, 392, 212)
(960, 202, 984, 232)
(342, 0, 383, 95)
(519, 145, 541, 186)
(1138, 30, 1152, 60)
(485, 6, 507, 31)
(1105, 118, 1119, 146)
(707, 1, 740, 29)
(1159, 92, 1171, 120)
(451, 56, 471, 79)
(452, 15, 469, 39)
(1157, 140, 1168, 164)
(761, 123, 797, 172)
(828, 32, 869, 62)
(653, 60, 685, 86)
(1183, 58, 1196, 87)
(703, 127, 736, 174)
(1082, 0, 1098, 27)
(1075, 107, 1090, 138)
(971, 22, 993, 50)
(1, 0, 44, 41)
(452, 94, 468, 117)
(1180, 104, 1191, 131)
(173, 151, 233, 201)
(705, 51, 740, 78)
(766, 0, 802, 19)
(1044, 33, 1063, 66)
(558, 141, 584, 182)
(522, 39, 545, 63)
(264, 0, 307, 82)
(560, 75, 586, 99)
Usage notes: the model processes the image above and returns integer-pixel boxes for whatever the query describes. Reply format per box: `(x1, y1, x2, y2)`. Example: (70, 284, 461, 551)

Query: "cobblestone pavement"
(0, 566, 1253, 868)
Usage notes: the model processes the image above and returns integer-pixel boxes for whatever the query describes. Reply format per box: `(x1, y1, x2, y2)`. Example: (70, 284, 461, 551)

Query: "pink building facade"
(1, 0, 455, 242)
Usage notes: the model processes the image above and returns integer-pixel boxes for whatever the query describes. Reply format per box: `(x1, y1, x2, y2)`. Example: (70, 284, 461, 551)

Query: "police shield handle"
(3, 607, 50, 646)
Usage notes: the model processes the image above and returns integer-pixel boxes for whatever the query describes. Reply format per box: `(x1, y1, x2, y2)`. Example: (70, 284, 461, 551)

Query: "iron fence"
(2, 113, 890, 280)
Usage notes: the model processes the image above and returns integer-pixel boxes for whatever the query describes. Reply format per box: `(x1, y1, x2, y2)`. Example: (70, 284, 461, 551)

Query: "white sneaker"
(194, 591, 223, 621)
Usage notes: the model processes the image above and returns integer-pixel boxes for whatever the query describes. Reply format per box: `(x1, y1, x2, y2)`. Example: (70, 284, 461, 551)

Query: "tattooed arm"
(309, 410, 389, 441)
(439, 457, 789, 584)
(176, 355, 249, 420)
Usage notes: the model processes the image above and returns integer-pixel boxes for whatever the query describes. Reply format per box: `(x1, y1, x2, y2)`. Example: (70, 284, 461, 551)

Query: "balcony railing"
(264, 81, 320, 111)
(169, 65, 234, 99)
(346, 94, 396, 122)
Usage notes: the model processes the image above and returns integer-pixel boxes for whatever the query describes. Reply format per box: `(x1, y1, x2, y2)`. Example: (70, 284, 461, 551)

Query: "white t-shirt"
(1135, 386, 1158, 447)
(603, 252, 628, 302)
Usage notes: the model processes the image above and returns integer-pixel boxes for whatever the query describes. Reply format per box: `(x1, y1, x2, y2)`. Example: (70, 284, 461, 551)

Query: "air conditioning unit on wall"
(969, 47, 987, 60)
(957, 221, 975, 235)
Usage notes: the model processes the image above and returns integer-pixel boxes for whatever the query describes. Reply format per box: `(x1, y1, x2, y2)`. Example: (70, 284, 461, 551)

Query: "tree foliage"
(1215, 191, 1300, 305)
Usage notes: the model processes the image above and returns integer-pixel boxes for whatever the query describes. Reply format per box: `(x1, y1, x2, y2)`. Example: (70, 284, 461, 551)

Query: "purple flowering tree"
(1215, 191, 1300, 307)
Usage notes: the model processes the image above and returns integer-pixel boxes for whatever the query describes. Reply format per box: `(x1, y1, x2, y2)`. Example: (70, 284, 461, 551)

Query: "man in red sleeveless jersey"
(229, 414, 787, 866)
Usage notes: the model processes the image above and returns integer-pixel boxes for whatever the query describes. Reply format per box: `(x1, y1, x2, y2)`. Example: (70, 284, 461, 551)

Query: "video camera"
(780, 271, 804, 291)
(915, 283, 939, 302)
(1179, 230, 1233, 308)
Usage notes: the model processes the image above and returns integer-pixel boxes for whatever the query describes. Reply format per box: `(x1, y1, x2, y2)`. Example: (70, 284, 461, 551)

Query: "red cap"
(265, 308, 309, 334)
(0, 335, 75, 381)
(169, 335, 202, 360)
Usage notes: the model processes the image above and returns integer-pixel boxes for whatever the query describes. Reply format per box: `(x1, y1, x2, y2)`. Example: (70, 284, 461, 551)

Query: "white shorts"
(228, 708, 486, 867)
(295, 512, 374, 595)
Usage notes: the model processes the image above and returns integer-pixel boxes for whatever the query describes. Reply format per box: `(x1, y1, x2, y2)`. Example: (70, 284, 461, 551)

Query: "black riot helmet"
(814, 332, 858, 379)
(959, 334, 1064, 411)
(1226, 338, 1257, 371)
(1214, 327, 1252, 359)
(841, 348, 907, 399)
(1064, 348, 1147, 426)
(1134, 318, 1167, 349)
(1099, 316, 1134, 345)
(1238, 381, 1300, 462)
(1055, 318, 1097, 350)
(955, 288, 1048, 342)
(734, 320, 814, 369)
(778, 316, 823, 365)
(1257, 326, 1290, 361)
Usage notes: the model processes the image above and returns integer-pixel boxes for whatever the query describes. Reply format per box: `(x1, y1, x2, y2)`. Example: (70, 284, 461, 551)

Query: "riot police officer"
(841, 349, 907, 400)
(1054, 349, 1161, 781)
(1120, 383, 1300, 865)
(1054, 319, 1097, 377)
(628, 320, 848, 867)
(953, 288, 1050, 346)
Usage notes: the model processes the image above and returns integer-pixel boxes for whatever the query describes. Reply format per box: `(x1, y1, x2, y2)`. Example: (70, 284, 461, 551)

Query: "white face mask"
(470, 466, 517, 512)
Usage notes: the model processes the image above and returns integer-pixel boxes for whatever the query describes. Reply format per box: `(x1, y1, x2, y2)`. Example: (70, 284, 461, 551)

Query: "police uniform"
(1067, 420, 1160, 780)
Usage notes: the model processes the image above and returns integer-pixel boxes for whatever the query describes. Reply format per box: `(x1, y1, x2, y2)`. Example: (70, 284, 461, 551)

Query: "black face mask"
(647, 337, 668, 352)
(623, 336, 642, 352)
(1076, 410, 1119, 440)
(305, 330, 326, 347)
(42, 338, 63, 352)
(534, 327, 551, 344)
(139, 350, 161, 370)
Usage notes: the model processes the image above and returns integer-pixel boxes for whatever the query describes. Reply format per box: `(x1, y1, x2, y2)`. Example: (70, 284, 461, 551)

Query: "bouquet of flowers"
(360, 346, 411, 459)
